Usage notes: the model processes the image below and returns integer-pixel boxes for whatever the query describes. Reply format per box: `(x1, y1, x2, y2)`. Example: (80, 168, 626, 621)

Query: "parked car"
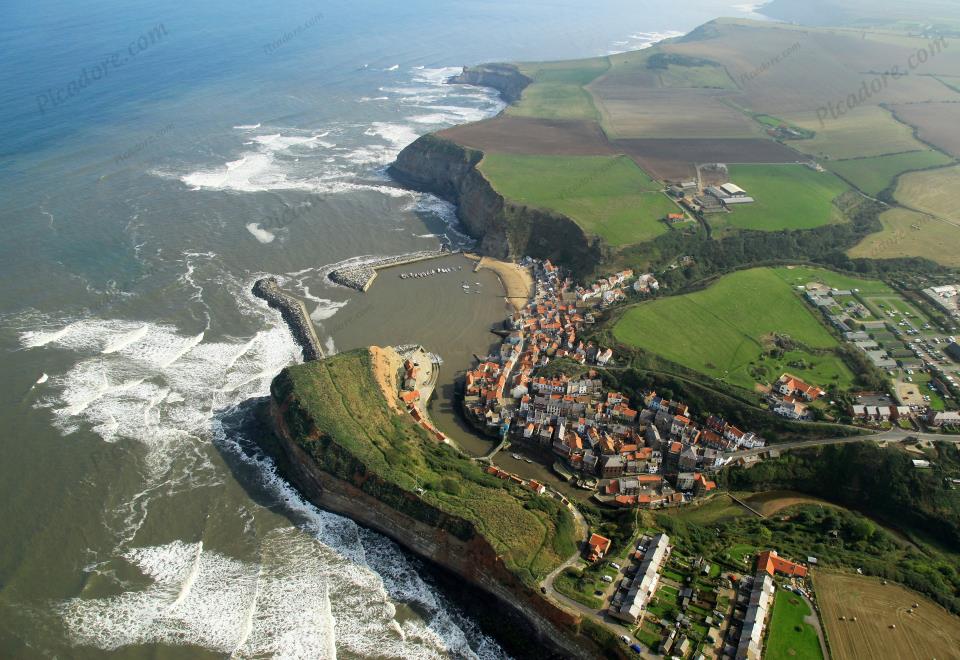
(630, 643, 643, 654)
(602, 575, 613, 583)
(620, 635, 630, 644)
(610, 562, 621, 570)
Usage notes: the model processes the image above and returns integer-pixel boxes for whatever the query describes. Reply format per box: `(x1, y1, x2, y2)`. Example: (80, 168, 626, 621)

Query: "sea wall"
(389, 134, 604, 278)
(328, 249, 448, 291)
(447, 63, 533, 104)
(268, 374, 601, 659)
(252, 278, 324, 361)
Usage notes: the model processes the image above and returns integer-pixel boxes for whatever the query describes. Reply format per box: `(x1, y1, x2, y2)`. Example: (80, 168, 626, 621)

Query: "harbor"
(321, 253, 508, 456)
(328, 248, 450, 292)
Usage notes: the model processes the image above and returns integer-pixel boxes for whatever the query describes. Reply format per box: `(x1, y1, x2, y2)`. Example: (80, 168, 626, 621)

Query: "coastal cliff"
(447, 63, 533, 103)
(265, 351, 607, 659)
(389, 134, 604, 278)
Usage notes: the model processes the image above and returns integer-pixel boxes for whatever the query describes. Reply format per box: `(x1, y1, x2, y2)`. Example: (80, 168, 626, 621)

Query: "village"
(377, 257, 956, 659)
(460, 259, 769, 512)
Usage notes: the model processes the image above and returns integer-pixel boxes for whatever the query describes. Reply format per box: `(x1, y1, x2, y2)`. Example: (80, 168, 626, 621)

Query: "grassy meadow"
(279, 350, 577, 584)
(785, 106, 927, 160)
(766, 590, 825, 660)
(894, 164, 960, 221)
(722, 165, 851, 231)
(826, 150, 953, 196)
(770, 266, 894, 295)
(612, 268, 854, 391)
(479, 153, 678, 246)
(510, 57, 610, 121)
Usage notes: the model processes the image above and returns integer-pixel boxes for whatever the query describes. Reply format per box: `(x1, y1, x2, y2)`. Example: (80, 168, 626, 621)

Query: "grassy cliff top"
(272, 348, 577, 585)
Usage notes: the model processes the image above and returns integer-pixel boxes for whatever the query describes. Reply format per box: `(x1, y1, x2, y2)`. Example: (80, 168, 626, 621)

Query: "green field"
(722, 165, 851, 231)
(770, 266, 894, 295)
(511, 57, 610, 120)
(826, 150, 954, 196)
(613, 268, 855, 391)
(479, 153, 676, 246)
(277, 350, 577, 584)
(785, 106, 928, 160)
(765, 590, 824, 660)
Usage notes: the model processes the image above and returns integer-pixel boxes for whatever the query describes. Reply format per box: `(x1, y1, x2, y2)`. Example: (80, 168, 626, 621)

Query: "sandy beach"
(468, 254, 534, 311)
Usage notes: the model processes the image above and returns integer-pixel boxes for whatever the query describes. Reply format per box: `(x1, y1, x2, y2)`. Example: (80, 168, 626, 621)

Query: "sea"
(0, 1, 769, 657)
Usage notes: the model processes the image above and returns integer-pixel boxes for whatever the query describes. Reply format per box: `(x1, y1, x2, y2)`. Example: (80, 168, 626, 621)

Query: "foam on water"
(25, 270, 506, 658)
(246, 223, 277, 244)
(409, 193, 475, 250)
(102, 324, 150, 354)
(171, 65, 504, 206)
(607, 30, 685, 54)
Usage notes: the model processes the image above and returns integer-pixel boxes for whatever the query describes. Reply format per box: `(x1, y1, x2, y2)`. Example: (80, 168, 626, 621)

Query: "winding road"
(721, 428, 959, 460)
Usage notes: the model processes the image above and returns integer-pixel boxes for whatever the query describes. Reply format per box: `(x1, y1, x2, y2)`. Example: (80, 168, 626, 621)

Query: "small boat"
(511, 453, 521, 460)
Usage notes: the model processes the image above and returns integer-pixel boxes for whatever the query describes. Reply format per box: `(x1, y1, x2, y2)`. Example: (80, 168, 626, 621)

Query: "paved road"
(722, 429, 959, 460)
(540, 520, 663, 659)
(799, 591, 829, 660)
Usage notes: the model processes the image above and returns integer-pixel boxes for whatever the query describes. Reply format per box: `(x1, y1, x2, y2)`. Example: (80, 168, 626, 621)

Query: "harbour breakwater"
(252, 278, 324, 362)
(327, 249, 449, 291)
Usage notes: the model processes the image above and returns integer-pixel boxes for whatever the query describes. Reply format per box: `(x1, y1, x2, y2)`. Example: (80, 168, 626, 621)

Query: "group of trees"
(720, 442, 960, 550)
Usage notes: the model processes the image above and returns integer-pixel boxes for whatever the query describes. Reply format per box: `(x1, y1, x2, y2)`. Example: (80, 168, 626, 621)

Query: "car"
(630, 643, 643, 653)
(541, 586, 547, 594)
(595, 590, 604, 596)
(620, 635, 631, 644)
(610, 562, 621, 570)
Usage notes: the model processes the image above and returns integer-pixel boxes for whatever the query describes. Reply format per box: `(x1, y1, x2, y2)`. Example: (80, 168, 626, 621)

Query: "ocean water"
(0, 0, 767, 656)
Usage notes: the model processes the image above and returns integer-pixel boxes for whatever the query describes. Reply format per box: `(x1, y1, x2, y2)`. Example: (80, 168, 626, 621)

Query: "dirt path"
(368, 346, 403, 414)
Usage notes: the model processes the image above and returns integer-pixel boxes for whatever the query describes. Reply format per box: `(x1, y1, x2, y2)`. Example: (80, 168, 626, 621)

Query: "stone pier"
(252, 278, 325, 362)
(328, 249, 450, 292)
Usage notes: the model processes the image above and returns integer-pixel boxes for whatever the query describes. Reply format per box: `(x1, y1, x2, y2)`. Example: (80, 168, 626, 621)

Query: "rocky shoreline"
(327, 248, 449, 291)
(252, 277, 324, 362)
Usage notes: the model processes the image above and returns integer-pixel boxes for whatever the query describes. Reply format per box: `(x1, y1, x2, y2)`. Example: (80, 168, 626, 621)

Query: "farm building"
(720, 182, 747, 197)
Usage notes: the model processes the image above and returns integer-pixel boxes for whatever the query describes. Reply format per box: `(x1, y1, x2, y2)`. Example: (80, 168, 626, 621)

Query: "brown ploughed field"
(437, 116, 616, 156)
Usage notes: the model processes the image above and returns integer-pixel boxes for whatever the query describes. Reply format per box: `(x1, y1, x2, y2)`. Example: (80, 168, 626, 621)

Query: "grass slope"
(848, 207, 960, 267)
(613, 268, 853, 391)
(826, 150, 954, 196)
(511, 57, 610, 121)
(895, 164, 960, 221)
(723, 165, 850, 231)
(479, 153, 676, 246)
(766, 590, 824, 660)
(279, 350, 576, 584)
(785, 106, 928, 160)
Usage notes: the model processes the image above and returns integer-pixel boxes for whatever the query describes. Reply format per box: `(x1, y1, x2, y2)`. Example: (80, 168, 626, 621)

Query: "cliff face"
(389, 134, 604, 278)
(447, 63, 533, 103)
(267, 370, 597, 659)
